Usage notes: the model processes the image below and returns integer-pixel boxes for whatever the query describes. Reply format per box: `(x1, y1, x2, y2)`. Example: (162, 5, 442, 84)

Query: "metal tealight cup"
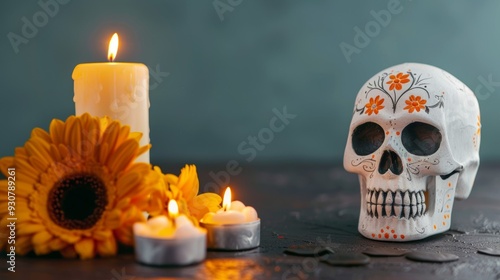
(134, 232, 207, 266)
(200, 219, 260, 251)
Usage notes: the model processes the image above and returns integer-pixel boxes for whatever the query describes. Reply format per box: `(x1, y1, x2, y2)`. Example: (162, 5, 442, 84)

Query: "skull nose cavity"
(378, 150, 403, 175)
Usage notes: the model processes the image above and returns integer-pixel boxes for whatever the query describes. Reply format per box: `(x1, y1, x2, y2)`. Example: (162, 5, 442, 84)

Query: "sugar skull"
(343, 63, 480, 241)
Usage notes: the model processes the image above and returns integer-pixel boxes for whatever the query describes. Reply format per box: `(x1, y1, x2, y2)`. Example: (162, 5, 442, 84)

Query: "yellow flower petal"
(97, 115, 109, 130)
(169, 184, 181, 199)
(29, 156, 49, 174)
(16, 209, 34, 222)
(107, 139, 139, 172)
(177, 164, 199, 202)
(49, 144, 62, 162)
(49, 119, 65, 145)
(0, 157, 15, 176)
(137, 144, 151, 157)
(129, 131, 143, 142)
(115, 197, 131, 210)
(15, 158, 40, 182)
(101, 122, 120, 153)
(98, 142, 110, 163)
(114, 225, 134, 246)
(116, 172, 142, 199)
(25, 138, 52, 165)
(96, 236, 117, 257)
(34, 243, 52, 255)
(79, 112, 91, 128)
(31, 127, 52, 143)
(16, 235, 33, 256)
(8, 181, 34, 198)
(165, 173, 178, 185)
(69, 118, 82, 156)
(48, 238, 68, 251)
(103, 209, 121, 229)
(63, 115, 77, 146)
(115, 125, 131, 147)
(75, 238, 95, 260)
(188, 193, 222, 220)
(81, 120, 99, 160)
(17, 223, 46, 235)
(58, 143, 71, 159)
(92, 230, 112, 241)
(57, 233, 81, 244)
(32, 231, 53, 245)
(148, 196, 166, 216)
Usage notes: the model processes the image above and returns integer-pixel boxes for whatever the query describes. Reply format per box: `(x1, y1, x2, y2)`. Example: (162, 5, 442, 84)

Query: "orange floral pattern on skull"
(386, 72, 410, 91)
(364, 95, 385, 116)
(404, 95, 427, 113)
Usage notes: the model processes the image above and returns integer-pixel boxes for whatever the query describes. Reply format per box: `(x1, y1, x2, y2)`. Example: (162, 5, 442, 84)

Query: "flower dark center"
(48, 173, 108, 230)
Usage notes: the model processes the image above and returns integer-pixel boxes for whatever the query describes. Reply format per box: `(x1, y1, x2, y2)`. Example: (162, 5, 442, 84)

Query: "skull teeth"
(366, 190, 427, 219)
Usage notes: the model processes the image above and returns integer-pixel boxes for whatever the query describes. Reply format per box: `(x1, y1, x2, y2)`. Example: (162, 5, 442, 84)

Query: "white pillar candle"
(72, 33, 150, 163)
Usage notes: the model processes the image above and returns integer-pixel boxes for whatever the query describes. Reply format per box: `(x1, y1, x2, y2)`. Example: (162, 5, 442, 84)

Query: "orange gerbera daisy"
(364, 95, 385, 116)
(403, 95, 427, 113)
(0, 113, 159, 259)
(386, 72, 410, 91)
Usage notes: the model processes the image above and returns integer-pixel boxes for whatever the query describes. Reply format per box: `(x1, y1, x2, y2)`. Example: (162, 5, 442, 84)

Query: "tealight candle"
(73, 33, 150, 163)
(133, 200, 206, 266)
(200, 187, 260, 250)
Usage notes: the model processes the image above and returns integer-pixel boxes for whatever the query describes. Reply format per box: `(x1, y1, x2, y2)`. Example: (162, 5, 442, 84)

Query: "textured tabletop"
(1, 163, 500, 280)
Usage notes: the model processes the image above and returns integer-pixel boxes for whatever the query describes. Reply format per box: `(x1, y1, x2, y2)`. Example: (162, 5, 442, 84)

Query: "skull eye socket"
(402, 122, 442, 156)
(352, 122, 385, 156)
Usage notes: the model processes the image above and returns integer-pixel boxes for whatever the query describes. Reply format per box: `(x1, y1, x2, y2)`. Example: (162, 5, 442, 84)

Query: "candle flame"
(168, 199, 179, 219)
(223, 187, 232, 211)
(108, 33, 119, 62)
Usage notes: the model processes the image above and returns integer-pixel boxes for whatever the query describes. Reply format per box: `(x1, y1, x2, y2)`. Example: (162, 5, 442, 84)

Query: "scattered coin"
(405, 252, 459, 263)
(477, 248, 500, 256)
(321, 253, 370, 266)
(284, 247, 334, 257)
(363, 247, 408, 257)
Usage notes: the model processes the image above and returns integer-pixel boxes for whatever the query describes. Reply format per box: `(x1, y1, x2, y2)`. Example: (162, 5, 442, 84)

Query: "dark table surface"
(1, 162, 500, 280)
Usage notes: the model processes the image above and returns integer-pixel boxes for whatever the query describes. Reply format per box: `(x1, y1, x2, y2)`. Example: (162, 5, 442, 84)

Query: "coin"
(477, 248, 500, 256)
(321, 253, 370, 266)
(284, 247, 334, 257)
(405, 252, 459, 263)
(363, 247, 408, 257)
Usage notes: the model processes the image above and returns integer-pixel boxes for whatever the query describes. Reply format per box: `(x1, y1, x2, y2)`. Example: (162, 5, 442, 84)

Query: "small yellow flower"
(150, 165, 222, 225)
(0, 113, 159, 259)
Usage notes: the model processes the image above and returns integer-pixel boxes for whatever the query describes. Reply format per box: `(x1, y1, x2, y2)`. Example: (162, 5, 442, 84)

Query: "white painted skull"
(343, 63, 481, 241)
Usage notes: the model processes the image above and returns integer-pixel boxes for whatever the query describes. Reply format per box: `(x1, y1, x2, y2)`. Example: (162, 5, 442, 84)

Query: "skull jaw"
(357, 174, 458, 242)
(358, 214, 450, 242)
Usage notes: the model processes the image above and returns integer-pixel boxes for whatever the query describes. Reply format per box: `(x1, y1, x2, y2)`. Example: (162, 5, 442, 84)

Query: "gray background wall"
(1, 0, 499, 165)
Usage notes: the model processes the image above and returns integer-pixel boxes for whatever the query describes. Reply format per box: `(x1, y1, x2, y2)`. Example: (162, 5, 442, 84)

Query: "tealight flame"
(223, 187, 232, 211)
(108, 33, 119, 62)
(168, 199, 179, 219)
